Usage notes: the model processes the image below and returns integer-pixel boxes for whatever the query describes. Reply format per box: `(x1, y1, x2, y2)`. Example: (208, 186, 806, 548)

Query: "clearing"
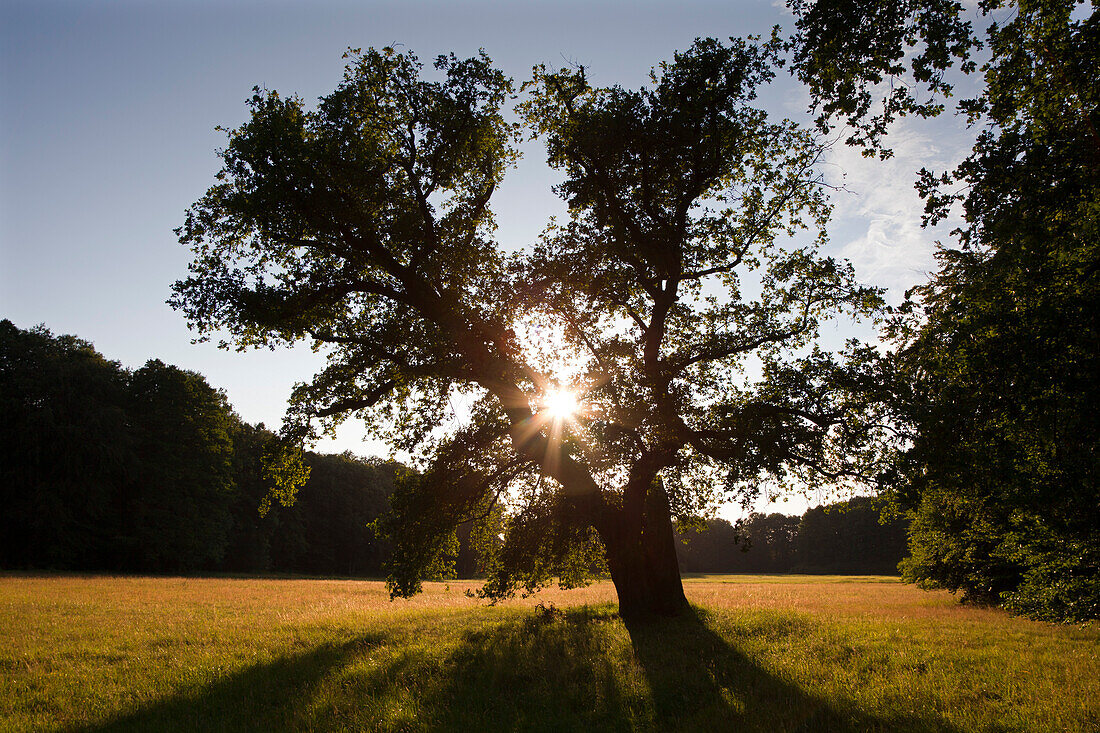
(1, 574, 1097, 731)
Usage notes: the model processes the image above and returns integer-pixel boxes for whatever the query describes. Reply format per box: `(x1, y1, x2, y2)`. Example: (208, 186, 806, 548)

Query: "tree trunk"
(602, 480, 689, 619)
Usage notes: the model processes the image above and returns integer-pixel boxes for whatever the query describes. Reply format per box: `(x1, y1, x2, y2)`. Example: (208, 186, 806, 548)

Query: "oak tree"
(172, 39, 883, 617)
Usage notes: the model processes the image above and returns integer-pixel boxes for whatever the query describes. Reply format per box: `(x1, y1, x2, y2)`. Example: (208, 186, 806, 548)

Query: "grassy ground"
(1, 574, 1097, 732)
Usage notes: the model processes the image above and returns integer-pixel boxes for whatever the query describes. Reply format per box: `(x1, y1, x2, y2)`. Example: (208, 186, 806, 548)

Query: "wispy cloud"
(822, 120, 969, 303)
(771, 0, 795, 17)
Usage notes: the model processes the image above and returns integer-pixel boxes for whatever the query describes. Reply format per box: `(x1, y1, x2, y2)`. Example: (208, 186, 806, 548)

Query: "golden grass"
(1, 574, 1097, 731)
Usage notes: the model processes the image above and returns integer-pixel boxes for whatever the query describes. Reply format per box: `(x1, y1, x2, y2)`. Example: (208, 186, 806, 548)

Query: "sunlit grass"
(1, 574, 1096, 731)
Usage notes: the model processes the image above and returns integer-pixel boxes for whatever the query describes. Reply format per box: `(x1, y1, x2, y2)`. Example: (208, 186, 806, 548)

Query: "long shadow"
(406, 605, 640, 730)
(622, 606, 960, 732)
(78, 635, 382, 733)
(75, 607, 962, 731)
(396, 605, 962, 731)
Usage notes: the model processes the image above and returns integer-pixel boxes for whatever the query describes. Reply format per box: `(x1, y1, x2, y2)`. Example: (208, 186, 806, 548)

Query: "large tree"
(172, 39, 883, 617)
(790, 0, 1100, 620)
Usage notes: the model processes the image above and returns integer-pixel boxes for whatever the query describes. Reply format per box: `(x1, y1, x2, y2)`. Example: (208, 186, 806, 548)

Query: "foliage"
(264, 451, 399, 576)
(0, 320, 398, 577)
(221, 420, 282, 571)
(0, 322, 238, 572)
(171, 40, 885, 616)
(794, 496, 907, 574)
(0, 320, 132, 569)
(125, 359, 237, 571)
(789, 0, 981, 157)
(790, 0, 1100, 620)
(677, 515, 799, 573)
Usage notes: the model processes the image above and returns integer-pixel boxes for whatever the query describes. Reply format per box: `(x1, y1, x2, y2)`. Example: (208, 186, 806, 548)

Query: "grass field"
(1, 574, 1097, 731)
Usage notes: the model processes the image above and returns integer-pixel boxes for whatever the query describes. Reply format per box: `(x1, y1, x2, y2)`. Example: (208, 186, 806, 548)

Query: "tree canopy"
(171, 38, 885, 617)
(791, 0, 1100, 620)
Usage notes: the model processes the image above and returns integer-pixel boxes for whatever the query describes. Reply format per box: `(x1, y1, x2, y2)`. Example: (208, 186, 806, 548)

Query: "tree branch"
(315, 380, 398, 417)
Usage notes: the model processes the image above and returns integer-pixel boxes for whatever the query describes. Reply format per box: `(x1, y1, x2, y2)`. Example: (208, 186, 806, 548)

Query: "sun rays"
(544, 389, 580, 421)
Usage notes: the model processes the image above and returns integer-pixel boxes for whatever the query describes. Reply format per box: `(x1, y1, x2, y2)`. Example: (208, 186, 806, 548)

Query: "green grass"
(1, 575, 1097, 731)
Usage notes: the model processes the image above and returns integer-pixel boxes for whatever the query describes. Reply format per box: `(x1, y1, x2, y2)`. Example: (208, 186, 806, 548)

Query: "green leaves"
(788, 0, 980, 157)
(172, 40, 889, 610)
(259, 440, 311, 517)
(844, 1, 1100, 620)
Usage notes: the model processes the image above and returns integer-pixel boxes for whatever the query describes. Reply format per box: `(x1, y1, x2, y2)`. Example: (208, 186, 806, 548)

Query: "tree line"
(677, 497, 906, 575)
(1, 319, 905, 577)
(0, 320, 397, 576)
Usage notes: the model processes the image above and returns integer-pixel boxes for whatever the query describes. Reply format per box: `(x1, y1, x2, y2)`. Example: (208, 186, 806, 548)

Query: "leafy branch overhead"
(790, 0, 1099, 621)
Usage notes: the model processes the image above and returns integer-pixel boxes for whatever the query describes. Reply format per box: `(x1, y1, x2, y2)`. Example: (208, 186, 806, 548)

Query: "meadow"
(1, 574, 1097, 731)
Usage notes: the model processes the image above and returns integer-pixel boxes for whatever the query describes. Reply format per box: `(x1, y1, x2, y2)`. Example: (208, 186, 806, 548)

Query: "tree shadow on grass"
(79, 606, 961, 732)
(622, 606, 960, 732)
(400, 605, 641, 730)
(409, 605, 961, 732)
(79, 635, 383, 733)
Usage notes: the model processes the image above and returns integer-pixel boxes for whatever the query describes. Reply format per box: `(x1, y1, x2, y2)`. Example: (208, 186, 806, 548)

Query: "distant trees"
(125, 359, 236, 571)
(675, 519, 741, 573)
(2, 320, 907, 579)
(0, 320, 396, 576)
(796, 497, 907, 574)
(273, 451, 399, 576)
(676, 497, 906, 574)
(0, 320, 132, 569)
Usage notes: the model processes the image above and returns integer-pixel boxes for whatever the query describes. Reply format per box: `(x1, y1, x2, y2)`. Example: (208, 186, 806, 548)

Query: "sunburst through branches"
(543, 389, 580, 421)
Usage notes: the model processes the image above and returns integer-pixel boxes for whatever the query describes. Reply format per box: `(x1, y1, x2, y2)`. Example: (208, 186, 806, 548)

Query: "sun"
(544, 389, 580, 420)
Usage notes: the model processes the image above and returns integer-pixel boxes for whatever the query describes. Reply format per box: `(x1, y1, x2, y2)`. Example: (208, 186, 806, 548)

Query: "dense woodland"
(790, 0, 1099, 621)
(0, 320, 904, 577)
(0, 320, 397, 576)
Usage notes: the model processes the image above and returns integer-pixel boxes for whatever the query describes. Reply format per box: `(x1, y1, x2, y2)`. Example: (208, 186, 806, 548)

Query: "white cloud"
(774, 47, 976, 304)
(822, 119, 970, 303)
(771, 0, 795, 17)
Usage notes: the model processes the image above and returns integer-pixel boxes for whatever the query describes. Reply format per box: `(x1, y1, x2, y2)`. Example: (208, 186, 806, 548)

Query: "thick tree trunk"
(602, 481, 689, 619)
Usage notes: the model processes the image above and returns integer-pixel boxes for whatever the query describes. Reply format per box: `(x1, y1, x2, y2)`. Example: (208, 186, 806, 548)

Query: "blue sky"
(1, 0, 976, 516)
